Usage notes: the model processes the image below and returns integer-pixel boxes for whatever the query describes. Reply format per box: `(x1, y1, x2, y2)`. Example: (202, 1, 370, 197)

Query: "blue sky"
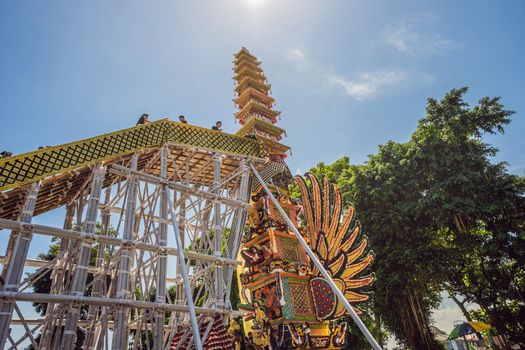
(1, 1, 524, 175)
(1, 0, 524, 344)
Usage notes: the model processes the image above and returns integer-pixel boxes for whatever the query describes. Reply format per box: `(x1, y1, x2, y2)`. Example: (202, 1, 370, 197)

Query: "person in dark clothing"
(178, 115, 188, 123)
(245, 332, 257, 350)
(0, 151, 13, 159)
(303, 322, 312, 347)
(136, 114, 150, 125)
(211, 121, 222, 131)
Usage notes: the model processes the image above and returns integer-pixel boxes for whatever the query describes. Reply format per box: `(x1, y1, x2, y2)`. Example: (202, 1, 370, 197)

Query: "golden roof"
(0, 119, 279, 221)
(234, 55, 260, 66)
(0, 120, 267, 193)
(235, 76, 271, 94)
(233, 67, 267, 83)
(234, 47, 259, 61)
(234, 100, 281, 122)
(232, 47, 288, 155)
(234, 87, 275, 109)
(255, 136, 290, 154)
(235, 117, 285, 138)
(233, 59, 261, 73)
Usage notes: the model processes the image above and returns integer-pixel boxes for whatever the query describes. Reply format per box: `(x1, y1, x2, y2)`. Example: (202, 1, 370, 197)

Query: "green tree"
(306, 88, 524, 348)
(26, 224, 109, 350)
(412, 88, 524, 344)
(26, 237, 88, 350)
(350, 141, 446, 350)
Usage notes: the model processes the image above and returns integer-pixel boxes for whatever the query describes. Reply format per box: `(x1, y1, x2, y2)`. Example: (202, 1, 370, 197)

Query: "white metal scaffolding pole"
(84, 188, 112, 349)
(223, 158, 250, 308)
(40, 203, 76, 350)
(212, 153, 224, 308)
(61, 165, 107, 349)
(113, 154, 138, 350)
(166, 189, 203, 350)
(0, 181, 41, 349)
(154, 147, 168, 350)
(248, 162, 383, 350)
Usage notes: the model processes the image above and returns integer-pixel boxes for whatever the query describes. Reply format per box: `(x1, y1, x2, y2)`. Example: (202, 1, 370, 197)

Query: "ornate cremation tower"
(233, 47, 289, 162)
(234, 48, 375, 349)
(0, 47, 379, 350)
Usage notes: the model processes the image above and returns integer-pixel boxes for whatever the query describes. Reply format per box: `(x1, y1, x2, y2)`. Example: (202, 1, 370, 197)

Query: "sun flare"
(245, 0, 266, 7)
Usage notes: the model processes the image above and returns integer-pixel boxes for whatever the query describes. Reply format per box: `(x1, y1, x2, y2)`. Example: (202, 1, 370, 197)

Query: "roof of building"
(0, 119, 275, 220)
(255, 136, 290, 154)
(234, 75, 271, 94)
(232, 48, 288, 157)
(233, 66, 267, 83)
(234, 47, 259, 61)
(233, 59, 261, 73)
(234, 87, 275, 109)
(235, 117, 285, 138)
(234, 100, 281, 122)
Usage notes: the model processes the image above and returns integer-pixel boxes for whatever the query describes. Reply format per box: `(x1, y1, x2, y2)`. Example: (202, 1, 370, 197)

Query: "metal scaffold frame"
(0, 143, 381, 350)
(0, 144, 251, 350)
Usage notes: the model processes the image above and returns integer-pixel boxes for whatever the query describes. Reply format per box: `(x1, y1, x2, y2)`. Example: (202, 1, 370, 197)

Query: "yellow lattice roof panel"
(0, 119, 266, 192)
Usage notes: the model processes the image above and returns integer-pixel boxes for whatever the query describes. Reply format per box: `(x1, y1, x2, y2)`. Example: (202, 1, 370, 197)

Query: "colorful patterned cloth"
(169, 314, 234, 350)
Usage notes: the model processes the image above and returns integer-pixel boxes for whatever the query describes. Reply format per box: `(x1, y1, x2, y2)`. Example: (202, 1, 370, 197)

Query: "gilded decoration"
(236, 174, 374, 348)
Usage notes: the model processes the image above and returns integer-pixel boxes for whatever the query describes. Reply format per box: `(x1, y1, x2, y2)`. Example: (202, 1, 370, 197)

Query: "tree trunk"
(402, 288, 442, 350)
(448, 292, 472, 322)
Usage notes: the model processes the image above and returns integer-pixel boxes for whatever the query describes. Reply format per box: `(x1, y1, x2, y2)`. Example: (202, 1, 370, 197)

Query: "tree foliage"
(27, 225, 108, 350)
(304, 88, 524, 348)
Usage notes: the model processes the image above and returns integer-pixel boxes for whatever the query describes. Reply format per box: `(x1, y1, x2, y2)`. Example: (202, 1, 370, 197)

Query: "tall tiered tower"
(0, 47, 377, 350)
(233, 48, 352, 349)
(233, 47, 289, 162)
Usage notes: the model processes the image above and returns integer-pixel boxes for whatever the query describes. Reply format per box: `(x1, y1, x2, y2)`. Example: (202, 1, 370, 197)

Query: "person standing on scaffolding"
(0, 151, 13, 159)
(136, 113, 150, 125)
(212, 121, 222, 131)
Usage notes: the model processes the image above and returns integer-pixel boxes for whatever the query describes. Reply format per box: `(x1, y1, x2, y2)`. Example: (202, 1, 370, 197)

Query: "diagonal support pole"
(166, 189, 203, 350)
(248, 162, 382, 350)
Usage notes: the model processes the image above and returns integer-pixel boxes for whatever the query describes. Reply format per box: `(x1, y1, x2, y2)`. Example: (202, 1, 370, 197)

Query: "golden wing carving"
(295, 173, 374, 319)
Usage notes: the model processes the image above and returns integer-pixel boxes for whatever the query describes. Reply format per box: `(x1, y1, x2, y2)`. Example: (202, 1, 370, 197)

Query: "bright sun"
(246, 0, 266, 6)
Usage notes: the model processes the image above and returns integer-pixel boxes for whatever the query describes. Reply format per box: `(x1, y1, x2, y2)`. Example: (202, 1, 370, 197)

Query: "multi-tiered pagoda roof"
(233, 47, 289, 161)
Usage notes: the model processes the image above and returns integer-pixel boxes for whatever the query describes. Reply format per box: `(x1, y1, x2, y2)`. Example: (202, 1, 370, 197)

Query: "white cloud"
(433, 306, 466, 333)
(282, 46, 333, 92)
(284, 47, 308, 71)
(387, 16, 462, 56)
(432, 293, 478, 333)
(285, 47, 306, 64)
(330, 70, 435, 100)
(283, 46, 435, 99)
